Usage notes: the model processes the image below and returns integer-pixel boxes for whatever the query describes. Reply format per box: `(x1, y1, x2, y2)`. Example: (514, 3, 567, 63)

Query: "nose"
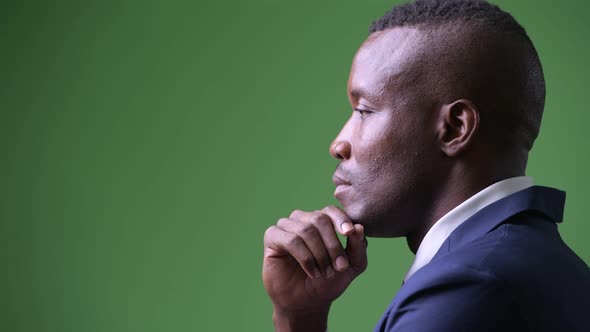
(330, 138, 351, 160)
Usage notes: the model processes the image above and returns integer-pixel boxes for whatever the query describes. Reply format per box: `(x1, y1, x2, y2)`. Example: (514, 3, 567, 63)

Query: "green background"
(2, 0, 589, 331)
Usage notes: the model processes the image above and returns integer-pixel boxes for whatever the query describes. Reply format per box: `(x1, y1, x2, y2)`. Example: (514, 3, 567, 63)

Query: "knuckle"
(276, 218, 290, 227)
(299, 223, 317, 236)
(285, 233, 302, 247)
(263, 225, 276, 240)
(289, 209, 303, 219)
(310, 212, 330, 225)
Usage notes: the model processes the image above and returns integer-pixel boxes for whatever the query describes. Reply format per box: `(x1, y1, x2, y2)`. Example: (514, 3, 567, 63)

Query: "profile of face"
(330, 27, 447, 238)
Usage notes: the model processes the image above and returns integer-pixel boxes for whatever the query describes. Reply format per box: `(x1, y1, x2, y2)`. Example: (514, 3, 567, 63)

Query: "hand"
(262, 205, 368, 331)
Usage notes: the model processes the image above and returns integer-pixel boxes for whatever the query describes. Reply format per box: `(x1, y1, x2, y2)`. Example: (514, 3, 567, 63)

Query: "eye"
(354, 108, 372, 118)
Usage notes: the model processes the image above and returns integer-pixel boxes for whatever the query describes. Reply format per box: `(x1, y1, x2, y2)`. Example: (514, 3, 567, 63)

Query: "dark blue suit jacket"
(375, 186, 590, 331)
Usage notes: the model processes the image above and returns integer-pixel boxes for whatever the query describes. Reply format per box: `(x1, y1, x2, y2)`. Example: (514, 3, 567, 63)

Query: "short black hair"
(369, 0, 545, 153)
(370, 0, 525, 36)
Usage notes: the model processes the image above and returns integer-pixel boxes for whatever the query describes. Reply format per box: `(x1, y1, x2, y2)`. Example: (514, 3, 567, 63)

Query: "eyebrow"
(349, 88, 383, 107)
(349, 88, 370, 99)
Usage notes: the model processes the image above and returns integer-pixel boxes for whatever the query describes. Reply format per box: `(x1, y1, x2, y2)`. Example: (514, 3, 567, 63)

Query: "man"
(262, 0, 590, 331)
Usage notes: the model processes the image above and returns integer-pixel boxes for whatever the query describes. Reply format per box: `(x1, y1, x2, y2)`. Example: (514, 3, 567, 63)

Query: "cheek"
(354, 116, 407, 169)
(351, 136, 402, 197)
(353, 115, 429, 195)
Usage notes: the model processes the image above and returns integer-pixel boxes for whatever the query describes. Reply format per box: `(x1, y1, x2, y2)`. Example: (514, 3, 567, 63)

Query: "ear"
(436, 99, 480, 157)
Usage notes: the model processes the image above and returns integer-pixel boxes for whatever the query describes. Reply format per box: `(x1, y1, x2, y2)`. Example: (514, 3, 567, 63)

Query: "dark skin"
(263, 26, 526, 331)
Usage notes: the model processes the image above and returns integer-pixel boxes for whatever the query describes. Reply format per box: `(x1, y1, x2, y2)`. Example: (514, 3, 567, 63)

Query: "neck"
(404, 164, 524, 254)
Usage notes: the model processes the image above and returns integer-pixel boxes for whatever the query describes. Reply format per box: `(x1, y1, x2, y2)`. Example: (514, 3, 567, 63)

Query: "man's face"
(331, 27, 445, 238)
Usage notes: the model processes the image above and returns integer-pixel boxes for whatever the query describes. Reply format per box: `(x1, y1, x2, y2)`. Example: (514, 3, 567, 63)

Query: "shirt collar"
(403, 176, 534, 282)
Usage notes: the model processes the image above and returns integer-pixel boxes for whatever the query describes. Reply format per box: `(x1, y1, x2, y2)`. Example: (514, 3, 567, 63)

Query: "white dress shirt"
(403, 176, 534, 282)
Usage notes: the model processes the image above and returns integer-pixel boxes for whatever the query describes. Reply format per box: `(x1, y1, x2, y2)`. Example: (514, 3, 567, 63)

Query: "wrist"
(273, 306, 330, 332)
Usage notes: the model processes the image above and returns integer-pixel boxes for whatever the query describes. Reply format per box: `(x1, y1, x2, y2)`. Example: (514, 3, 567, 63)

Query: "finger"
(264, 225, 322, 279)
(282, 213, 348, 276)
(345, 224, 368, 274)
(277, 217, 336, 278)
(307, 212, 349, 273)
(321, 205, 354, 236)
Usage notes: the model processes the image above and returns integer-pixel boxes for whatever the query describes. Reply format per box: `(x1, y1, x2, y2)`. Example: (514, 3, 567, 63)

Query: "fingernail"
(341, 222, 353, 234)
(325, 265, 335, 279)
(335, 255, 349, 271)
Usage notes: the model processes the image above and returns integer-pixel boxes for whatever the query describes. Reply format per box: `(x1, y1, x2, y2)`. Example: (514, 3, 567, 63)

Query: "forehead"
(348, 27, 427, 102)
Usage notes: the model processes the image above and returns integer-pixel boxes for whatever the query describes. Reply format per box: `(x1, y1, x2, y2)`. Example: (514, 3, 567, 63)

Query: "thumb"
(345, 224, 368, 274)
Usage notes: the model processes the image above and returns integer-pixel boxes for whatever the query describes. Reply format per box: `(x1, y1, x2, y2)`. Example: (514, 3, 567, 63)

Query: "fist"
(262, 205, 368, 314)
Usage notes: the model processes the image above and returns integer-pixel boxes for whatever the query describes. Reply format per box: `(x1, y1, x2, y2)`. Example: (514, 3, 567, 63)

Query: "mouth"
(332, 173, 352, 200)
(332, 172, 351, 186)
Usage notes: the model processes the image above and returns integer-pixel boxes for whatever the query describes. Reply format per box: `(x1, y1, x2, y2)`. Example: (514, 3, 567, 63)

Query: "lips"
(332, 173, 352, 200)
(332, 173, 351, 187)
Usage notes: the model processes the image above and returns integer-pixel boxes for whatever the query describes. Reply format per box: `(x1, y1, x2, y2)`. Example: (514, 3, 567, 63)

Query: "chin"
(345, 204, 407, 238)
(344, 209, 398, 237)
